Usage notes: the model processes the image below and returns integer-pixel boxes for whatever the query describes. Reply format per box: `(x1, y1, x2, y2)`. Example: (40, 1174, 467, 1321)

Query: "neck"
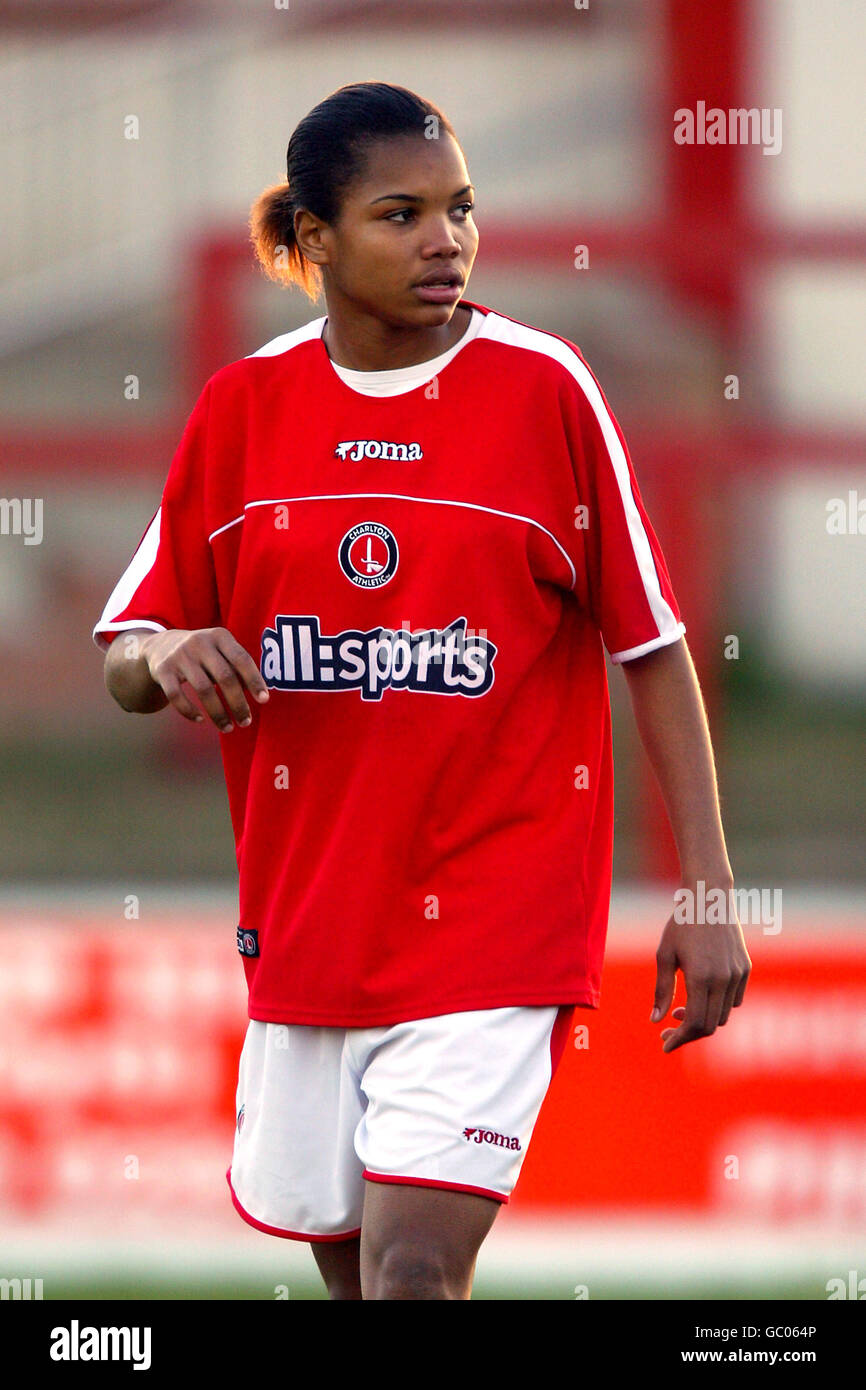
(322, 303, 470, 372)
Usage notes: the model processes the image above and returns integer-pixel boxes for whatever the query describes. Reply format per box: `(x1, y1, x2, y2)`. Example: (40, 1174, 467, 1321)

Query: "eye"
(385, 203, 475, 224)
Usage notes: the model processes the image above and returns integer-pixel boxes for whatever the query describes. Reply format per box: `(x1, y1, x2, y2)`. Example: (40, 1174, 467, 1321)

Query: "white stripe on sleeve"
(478, 313, 682, 642)
(91, 507, 165, 651)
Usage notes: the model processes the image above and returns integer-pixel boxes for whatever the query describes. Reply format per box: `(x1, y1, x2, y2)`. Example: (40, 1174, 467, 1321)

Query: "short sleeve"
(559, 354, 685, 663)
(92, 381, 221, 653)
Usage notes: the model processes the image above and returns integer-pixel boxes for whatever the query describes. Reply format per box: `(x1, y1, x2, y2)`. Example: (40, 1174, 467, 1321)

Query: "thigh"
(360, 1180, 500, 1300)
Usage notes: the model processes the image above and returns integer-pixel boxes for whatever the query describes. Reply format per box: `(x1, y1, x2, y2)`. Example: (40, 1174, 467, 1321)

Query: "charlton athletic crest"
(339, 521, 398, 589)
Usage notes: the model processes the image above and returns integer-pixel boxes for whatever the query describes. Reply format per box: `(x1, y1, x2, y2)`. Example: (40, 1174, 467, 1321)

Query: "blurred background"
(1, 0, 864, 1299)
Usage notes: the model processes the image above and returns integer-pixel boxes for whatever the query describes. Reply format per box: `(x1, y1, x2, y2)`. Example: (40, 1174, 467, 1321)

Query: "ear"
(294, 208, 330, 268)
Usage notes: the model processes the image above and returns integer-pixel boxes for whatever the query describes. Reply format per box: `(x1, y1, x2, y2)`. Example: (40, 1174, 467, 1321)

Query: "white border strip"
(91, 508, 164, 650)
(208, 493, 577, 590)
(244, 316, 327, 358)
(610, 625, 686, 664)
(91, 618, 168, 654)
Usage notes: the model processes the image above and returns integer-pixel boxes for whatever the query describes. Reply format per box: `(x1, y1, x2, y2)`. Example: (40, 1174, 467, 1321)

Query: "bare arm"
(103, 626, 269, 731)
(621, 636, 751, 1051)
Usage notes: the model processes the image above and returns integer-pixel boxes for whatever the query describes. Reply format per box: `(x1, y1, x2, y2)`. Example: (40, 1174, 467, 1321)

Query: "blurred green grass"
(37, 1275, 827, 1300)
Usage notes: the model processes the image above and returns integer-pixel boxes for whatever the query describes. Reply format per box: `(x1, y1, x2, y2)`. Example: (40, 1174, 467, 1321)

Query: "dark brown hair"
(249, 81, 457, 302)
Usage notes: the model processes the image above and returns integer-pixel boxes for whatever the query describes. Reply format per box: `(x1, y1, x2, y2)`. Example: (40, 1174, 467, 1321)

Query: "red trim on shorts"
(549, 1004, 576, 1077)
(226, 1167, 361, 1244)
(362, 1170, 509, 1204)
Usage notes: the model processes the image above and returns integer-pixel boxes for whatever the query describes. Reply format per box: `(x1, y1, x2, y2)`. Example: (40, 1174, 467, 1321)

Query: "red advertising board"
(514, 936, 866, 1223)
(0, 905, 864, 1233)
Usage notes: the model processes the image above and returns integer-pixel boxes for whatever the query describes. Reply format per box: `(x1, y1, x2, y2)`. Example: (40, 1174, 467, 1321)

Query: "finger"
(179, 667, 235, 733)
(215, 632, 270, 705)
(662, 983, 709, 1053)
(156, 671, 205, 724)
(732, 959, 751, 1008)
(651, 948, 677, 1022)
(198, 652, 254, 726)
(718, 973, 740, 1026)
(660, 1008, 685, 1039)
(702, 978, 729, 1036)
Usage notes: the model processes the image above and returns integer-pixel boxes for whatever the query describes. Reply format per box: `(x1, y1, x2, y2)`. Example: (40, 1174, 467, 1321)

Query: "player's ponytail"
(248, 81, 457, 304)
(248, 180, 317, 300)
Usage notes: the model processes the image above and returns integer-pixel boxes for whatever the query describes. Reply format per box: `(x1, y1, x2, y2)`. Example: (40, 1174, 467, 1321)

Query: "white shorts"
(226, 1004, 574, 1241)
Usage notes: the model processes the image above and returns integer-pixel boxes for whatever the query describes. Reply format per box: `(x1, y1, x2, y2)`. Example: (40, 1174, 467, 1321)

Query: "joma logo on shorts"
(334, 440, 423, 461)
(463, 1127, 521, 1151)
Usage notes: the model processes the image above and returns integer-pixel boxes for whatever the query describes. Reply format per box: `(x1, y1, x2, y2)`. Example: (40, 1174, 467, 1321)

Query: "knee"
(371, 1241, 461, 1300)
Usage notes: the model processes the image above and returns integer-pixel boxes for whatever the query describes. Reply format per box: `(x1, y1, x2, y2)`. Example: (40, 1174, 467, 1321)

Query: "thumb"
(651, 948, 677, 1022)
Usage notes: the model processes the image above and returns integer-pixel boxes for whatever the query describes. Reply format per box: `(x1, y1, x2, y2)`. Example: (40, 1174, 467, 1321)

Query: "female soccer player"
(94, 82, 751, 1300)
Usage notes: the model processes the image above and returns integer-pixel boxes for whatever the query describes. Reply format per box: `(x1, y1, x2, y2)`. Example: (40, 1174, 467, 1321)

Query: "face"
(298, 132, 479, 328)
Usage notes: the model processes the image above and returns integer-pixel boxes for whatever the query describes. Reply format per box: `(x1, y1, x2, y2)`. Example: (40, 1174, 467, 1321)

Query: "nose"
(421, 211, 465, 257)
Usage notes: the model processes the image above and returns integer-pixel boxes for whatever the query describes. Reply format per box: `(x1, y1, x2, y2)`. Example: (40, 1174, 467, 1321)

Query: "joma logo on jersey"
(335, 440, 423, 461)
(261, 615, 496, 702)
(463, 1127, 521, 1152)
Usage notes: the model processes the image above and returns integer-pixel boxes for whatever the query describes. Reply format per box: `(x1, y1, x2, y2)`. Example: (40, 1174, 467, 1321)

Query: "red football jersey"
(93, 300, 684, 1026)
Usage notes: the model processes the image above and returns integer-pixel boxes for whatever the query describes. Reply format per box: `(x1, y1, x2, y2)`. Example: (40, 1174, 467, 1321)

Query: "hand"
(141, 627, 269, 733)
(650, 894, 751, 1052)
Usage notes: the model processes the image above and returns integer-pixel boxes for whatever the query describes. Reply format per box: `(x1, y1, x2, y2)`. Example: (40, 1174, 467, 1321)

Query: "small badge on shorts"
(237, 926, 260, 957)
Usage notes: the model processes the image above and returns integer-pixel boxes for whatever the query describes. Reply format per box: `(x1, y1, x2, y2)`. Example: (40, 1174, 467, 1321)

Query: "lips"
(413, 270, 464, 288)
